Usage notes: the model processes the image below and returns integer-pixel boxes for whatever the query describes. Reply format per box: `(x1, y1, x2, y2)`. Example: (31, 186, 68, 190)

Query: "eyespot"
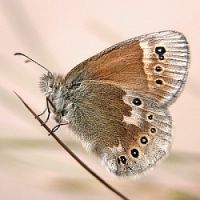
(159, 56, 164, 60)
(133, 98, 142, 106)
(155, 46, 166, 61)
(147, 114, 153, 120)
(131, 148, 139, 158)
(140, 136, 148, 144)
(155, 66, 162, 72)
(118, 156, 127, 164)
(156, 79, 163, 85)
(150, 127, 156, 133)
(155, 46, 166, 54)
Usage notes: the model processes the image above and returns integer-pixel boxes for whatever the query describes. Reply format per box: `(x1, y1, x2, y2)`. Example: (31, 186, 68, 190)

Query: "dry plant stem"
(14, 91, 130, 200)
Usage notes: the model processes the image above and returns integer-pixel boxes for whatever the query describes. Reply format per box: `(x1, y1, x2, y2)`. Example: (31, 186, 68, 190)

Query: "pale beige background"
(1, 1, 200, 200)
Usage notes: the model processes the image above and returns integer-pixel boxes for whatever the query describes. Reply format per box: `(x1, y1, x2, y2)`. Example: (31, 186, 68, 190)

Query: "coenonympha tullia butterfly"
(17, 30, 190, 176)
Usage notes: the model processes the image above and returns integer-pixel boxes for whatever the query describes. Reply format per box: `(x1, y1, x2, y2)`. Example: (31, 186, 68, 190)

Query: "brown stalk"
(14, 91, 130, 200)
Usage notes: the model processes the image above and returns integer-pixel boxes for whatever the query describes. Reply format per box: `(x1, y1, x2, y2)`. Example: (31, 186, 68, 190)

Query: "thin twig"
(14, 91, 130, 200)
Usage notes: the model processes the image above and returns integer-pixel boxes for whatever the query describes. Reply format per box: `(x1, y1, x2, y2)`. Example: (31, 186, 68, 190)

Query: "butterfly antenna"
(14, 52, 53, 76)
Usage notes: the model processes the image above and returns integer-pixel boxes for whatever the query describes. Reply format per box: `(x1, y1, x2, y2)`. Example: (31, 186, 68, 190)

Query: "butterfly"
(35, 30, 189, 176)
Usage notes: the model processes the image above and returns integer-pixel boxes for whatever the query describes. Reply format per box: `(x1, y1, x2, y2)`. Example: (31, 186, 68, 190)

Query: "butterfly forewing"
(65, 30, 189, 106)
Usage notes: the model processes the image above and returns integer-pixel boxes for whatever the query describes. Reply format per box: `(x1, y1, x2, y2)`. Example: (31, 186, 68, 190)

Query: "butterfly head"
(39, 72, 57, 96)
(40, 72, 73, 124)
(39, 72, 68, 97)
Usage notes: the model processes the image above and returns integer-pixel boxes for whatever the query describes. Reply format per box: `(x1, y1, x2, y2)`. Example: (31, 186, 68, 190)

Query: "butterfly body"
(40, 31, 189, 176)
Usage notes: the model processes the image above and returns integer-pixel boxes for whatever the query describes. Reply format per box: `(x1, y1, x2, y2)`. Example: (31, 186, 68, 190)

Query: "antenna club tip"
(14, 52, 23, 56)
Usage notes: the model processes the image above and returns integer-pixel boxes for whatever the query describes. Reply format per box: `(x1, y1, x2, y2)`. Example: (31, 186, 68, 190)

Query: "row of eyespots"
(147, 113, 157, 134)
(121, 96, 157, 164)
(155, 46, 165, 85)
(117, 129, 158, 165)
(117, 149, 140, 165)
(132, 98, 157, 132)
(117, 126, 158, 164)
(117, 135, 149, 165)
(117, 99, 157, 165)
(143, 46, 165, 86)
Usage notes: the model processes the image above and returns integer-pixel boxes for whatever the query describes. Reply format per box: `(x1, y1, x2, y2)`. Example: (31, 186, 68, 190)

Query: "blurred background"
(1, 1, 200, 200)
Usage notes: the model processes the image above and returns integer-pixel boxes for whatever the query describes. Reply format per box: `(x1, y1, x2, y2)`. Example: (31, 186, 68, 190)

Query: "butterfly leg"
(49, 122, 69, 136)
(38, 107, 47, 117)
(39, 97, 55, 126)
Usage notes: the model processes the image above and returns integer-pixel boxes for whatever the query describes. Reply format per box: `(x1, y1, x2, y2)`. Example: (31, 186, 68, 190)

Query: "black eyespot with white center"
(148, 114, 153, 120)
(150, 127, 156, 133)
(159, 56, 164, 60)
(131, 149, 139, 158)
(155, 46, 166, 60)
(133, 98, 142, 106)
(155, 66, 162, 72)
(140, 136, 148, 144)
(119, 156, 127, 164)
(155, 46, 166, 54)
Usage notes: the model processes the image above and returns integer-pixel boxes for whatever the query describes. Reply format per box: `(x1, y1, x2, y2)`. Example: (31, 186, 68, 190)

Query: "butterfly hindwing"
(67, 81, 172, 176)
